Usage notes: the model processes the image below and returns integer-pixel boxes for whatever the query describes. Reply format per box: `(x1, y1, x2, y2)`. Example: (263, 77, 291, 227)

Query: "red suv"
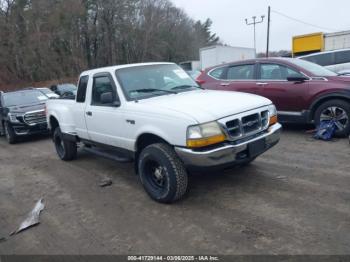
(197, 58, 350, 137)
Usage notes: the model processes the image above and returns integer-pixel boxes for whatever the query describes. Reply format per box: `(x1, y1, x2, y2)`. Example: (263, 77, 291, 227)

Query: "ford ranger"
(46, 63, 282, 203)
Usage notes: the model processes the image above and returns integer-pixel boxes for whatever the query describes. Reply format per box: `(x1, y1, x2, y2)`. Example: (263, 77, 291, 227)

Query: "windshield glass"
(292, 59, 337, 77)
(3, 91, 48, 107)
(58, 84, 77, 94)
(115, 64, 201, 101)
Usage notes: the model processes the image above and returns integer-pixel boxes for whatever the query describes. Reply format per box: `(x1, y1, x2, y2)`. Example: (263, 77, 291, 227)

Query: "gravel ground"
(0, 126, 349, 255)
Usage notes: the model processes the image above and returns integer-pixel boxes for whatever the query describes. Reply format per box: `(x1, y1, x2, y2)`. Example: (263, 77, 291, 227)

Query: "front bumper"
(175, 123, 282, 170)
(11, 123, 49, 136)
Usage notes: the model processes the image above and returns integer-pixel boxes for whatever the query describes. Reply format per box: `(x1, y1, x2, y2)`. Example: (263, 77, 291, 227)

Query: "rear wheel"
(138, 143, 188, 203)
(53, 127, 77, 161)
(314, 99, 350, 137)
(4, 121, 17, 144)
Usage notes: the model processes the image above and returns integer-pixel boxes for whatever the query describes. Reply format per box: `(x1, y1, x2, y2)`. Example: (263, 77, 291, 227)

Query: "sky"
(171, 0, 350, 53)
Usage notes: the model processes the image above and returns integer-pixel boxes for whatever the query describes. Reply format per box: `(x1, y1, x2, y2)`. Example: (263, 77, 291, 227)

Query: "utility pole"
(266, 6, 271, 57)
(245, 15, 265, 56)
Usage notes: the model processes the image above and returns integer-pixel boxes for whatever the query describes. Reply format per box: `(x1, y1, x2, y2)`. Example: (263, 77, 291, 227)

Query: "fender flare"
(309, 92, 350, 120)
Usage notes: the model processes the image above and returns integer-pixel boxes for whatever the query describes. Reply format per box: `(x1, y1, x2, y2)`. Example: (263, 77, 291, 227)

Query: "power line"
(271, 9, 340, 32)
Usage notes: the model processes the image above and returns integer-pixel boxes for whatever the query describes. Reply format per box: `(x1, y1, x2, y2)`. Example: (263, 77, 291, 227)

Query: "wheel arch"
(49, 115, 59, 134)
(134, 133, 171, 174)
(310, 93, 350, 121)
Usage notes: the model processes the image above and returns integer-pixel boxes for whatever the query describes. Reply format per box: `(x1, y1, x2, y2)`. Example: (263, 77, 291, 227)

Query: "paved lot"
(0, 126, 349, 255)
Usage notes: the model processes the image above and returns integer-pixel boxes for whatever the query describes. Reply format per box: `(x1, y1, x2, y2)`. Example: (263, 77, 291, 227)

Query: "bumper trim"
(175, 123, 282, 169)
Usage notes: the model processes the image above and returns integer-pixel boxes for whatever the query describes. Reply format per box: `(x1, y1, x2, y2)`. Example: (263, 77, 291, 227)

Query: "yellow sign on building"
(292, 32, 324, 56)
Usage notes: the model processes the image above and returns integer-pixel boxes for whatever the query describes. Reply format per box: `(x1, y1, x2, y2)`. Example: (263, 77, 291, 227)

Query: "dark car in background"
(0, 89, 49, 144)
(197, 57, 350, 137)
(50, 83, 77, 98)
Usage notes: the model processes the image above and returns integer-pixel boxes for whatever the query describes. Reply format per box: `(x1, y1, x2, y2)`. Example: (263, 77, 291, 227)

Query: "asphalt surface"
(0, 126, 349, 255)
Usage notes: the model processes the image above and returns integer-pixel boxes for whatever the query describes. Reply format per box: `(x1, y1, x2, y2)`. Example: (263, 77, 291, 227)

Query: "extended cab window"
(91, 76, 116, 106)
(226, 64, 254, 80)
(260, 64, 303, 80)
(76, 76, 89, 103)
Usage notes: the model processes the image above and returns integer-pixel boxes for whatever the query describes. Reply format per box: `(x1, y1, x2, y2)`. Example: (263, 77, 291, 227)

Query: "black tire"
(138, 143, 188, 203)
(314, 99, 350, 137)
(4, 121, 17, 144)
(53, 127, 77, 161)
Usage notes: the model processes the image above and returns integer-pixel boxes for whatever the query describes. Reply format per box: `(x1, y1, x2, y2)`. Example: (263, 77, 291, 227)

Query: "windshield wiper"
(337, 73, 350, 76)
(171, 85, 203, 90)
(132, 88, 177, 94)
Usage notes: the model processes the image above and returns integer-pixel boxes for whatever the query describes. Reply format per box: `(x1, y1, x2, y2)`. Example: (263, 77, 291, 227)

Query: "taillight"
(196, 70, 206, 85)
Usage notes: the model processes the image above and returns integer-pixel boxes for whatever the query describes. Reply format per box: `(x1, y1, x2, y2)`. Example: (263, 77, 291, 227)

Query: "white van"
(298, 49, 350, 74)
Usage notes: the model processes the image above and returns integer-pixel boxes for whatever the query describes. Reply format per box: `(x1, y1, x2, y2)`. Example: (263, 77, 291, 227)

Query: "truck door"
(73, 75, 90, 139)
(84, 73, 125, 148)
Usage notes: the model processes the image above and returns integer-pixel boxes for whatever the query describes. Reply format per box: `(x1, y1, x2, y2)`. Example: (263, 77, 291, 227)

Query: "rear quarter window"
(209, 67, 225, 79)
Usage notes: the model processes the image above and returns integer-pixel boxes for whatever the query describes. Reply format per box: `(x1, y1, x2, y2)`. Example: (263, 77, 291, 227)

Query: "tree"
(0, 0, 220, 87)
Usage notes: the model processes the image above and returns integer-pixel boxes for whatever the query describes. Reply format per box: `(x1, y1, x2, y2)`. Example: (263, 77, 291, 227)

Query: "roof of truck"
(80, 62, 175, 77)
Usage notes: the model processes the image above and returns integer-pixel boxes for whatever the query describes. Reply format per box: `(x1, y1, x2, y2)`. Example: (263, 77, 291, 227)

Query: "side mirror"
(100, 92, 113, 104)
(100, 92, 120, 107)
(287, 76, 308, 82)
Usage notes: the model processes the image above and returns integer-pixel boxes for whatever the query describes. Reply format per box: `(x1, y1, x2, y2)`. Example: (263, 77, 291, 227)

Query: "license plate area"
(248, 138, 266, 157)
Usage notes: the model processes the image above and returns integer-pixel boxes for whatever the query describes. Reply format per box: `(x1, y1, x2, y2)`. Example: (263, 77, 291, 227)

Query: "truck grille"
(225, 110, 269, 139)
(23, 110, 47, 126)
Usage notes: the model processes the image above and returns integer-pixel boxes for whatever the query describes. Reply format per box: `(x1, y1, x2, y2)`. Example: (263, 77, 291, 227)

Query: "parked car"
(46, 62, 281, 203)
(298, 49, 350, 74)
(50, 83, 77, 98)
(197, 57, 350, 137)
(36, 87, 60, 99)
(0, 89, 49, 144)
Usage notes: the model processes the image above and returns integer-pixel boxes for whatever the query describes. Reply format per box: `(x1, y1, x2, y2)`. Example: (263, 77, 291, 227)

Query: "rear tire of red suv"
(314, 99, 350, 138)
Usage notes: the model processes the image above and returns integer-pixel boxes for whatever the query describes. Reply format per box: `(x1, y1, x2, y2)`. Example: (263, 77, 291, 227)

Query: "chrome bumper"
(175, 123, 282, 169)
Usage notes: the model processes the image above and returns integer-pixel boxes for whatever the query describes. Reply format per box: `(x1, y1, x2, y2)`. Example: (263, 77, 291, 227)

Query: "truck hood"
(139, 90, 272, 123)
(7, 103, 46, 114)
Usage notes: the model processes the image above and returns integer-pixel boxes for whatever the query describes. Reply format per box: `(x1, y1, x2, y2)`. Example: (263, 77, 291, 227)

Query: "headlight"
(8, 113, 20, 123)
(268, 104, 278, 126)
(187, 121, 226, 148)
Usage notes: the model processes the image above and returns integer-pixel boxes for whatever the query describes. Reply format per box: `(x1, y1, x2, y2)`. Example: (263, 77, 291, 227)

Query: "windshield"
(292, 59, 337, 77)
(3, 91, 48, 107)
(115, 64, 201, 101)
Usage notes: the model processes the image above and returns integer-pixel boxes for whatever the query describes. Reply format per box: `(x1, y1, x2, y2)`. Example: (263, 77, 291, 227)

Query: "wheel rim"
(54, 134, 65, 158)
(143, 159, 167, 191)
(320, 106, 349, 131)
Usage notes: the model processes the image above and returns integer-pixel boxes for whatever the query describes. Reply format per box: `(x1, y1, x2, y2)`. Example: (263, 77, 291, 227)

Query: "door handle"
(220, 83, 230, 87)
(86, 111, 92, 116)
(256, 82, 268, 86)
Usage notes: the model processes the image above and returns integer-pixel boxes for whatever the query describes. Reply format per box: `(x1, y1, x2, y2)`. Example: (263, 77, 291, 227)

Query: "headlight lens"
(187, 122, 226, 148)
(268, 104, 278, 126)
(8, 113, 20, 123)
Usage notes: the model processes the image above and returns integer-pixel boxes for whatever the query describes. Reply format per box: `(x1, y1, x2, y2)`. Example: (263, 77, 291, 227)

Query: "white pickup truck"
(46, 62, 281, 203)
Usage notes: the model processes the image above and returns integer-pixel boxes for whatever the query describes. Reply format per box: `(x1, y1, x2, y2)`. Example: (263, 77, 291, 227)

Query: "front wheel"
(314, 99, 350, 137)
(138, 143, 188, 203)
(53, 127, 77, 161)
(4, 122, 17, 144)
